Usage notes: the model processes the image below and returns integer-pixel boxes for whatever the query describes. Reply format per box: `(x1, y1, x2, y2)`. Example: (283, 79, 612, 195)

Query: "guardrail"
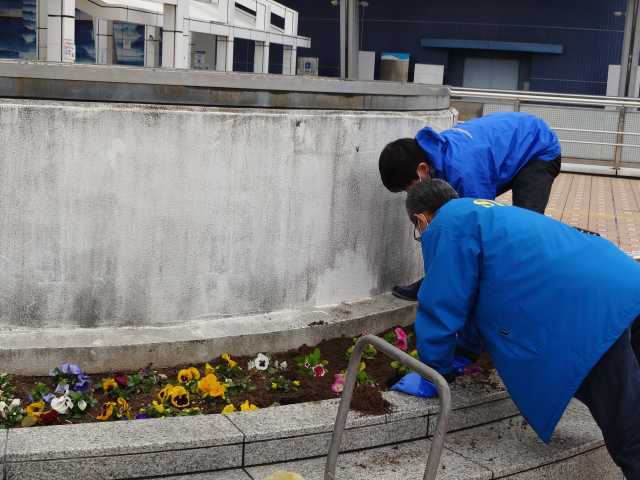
(324, 334, 452, 480)
(450, 87, 640, 176)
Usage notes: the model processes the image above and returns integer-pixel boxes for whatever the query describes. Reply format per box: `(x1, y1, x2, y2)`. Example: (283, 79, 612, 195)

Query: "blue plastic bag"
(391, 356, 472, 398)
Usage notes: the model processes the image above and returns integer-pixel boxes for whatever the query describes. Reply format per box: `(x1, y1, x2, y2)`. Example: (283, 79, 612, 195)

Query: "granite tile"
(243, 416, 428, 466)
(500, 445, 621, 480)
(1, 428, 6, 480)
(428, 397, 520, 435)
(5, 414, 243, 461)
(247, 438, 492, 480)
(444, 401, 605, 478)
(225, 399, 386, 442)
(5, 444, 242, 480)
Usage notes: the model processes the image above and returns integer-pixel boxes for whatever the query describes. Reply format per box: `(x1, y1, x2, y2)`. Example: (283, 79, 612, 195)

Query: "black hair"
(378, 138, 428, 192)
(405, 179, 459, 224)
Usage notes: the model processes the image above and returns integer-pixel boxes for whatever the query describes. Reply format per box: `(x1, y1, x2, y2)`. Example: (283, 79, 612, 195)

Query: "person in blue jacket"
(406, 179, 640, 478)
(379, 112, 562, 301)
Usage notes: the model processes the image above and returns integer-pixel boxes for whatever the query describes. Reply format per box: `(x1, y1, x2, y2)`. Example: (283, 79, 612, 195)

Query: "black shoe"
(392, 278, 423, 302)
(574, 227, 600, 236)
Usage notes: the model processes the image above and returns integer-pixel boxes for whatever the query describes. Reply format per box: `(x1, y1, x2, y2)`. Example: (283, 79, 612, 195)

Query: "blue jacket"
(415, 199, 640, 442)
(416, 112, 561, 199)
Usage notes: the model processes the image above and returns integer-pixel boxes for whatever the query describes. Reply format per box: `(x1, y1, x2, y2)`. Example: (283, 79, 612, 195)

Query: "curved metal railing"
(324, 334, 452, 480)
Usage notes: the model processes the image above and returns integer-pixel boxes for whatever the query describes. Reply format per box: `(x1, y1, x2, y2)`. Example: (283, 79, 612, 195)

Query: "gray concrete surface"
(0, 99, 454, 334)
(0, 294, 415, 374)
(0, 428, 6, 480)
(0, 61, 449, 111)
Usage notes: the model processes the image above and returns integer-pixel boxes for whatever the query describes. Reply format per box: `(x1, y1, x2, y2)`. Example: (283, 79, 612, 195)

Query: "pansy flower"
(197, 374, 226, 399)
(169, 386, 190, 408)
(221, 404, 236, 415)
(39, 409, 59, 425)
(312, 364, 327, 378)
(240, 400, 258, 411)
(331, 374, 346, 395)
(394, 327, 409, 351)
(74, 374, 91, 392)
(205, 363, 216, 375)
(116, 397, 130, 419)
(178, 367, 201, 384)
(102, 378, 118, 394)
(26, 401, 45, 418)
(221, 353, 238, 369)
(158, 384, 174, 402)
(114, 375, 128, 388)
(50, 395, 74, 415)
(152, 400, 165, 414)
(254, 353, 269, 371)
(96, 402, 115, 421)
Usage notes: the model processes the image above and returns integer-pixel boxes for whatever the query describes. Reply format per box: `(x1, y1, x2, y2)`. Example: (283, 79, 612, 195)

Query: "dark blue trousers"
(575, 327, 640, 479)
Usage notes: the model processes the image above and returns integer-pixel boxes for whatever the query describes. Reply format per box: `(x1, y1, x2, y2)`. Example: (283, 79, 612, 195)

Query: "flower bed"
(0, 326, 496, 429)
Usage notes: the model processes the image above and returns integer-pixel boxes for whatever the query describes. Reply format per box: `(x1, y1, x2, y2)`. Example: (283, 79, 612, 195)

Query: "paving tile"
(5, 444, 242, 480)
(499, 445, 621, 479)
(1, 428, 6, 480)
(243, 416, 428, 466)
(247, 438, 492, 480)
(444, 400, 604, 478)
(5, 414, 243, 461)
(225, 399, 385, 442)
(428, 397, 520, 435)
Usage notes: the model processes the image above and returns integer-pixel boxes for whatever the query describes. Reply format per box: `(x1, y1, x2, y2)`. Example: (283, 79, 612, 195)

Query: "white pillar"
(282, 45, 297, 76)
(144, 26, 161, 67)
(47, 0, 75, 62)
(93, 19, 114, 65)
(254, 41, 269, 74)
(37, 0, 48, 60)
(161, 0, 190, 69)
(215, 35, 234, 72)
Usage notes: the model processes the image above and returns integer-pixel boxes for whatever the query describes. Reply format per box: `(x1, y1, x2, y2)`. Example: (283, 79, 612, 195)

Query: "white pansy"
(279, 361, 288, 370)
(0, 401, 7, 418)
(247, 360, 256, 370)
(254, 353, 270, 371)
(77, 399, 88, 412)
(51, 395, 74, 414)
(9, 398, 20, 409)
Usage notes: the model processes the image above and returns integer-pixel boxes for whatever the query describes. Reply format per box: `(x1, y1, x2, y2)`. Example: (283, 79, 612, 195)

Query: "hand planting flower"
(240, 400, 258, 411)
(331, 374, 346, 395)
(169, 386, 190, 408)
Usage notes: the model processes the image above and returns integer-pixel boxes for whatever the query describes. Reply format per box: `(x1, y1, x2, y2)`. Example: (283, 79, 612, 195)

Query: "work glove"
(390, 355, 472, 398)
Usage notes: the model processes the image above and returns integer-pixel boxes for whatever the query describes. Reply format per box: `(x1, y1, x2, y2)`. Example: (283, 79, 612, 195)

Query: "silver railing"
(324, 334, 452, 480)
(450, 87, 640, 177)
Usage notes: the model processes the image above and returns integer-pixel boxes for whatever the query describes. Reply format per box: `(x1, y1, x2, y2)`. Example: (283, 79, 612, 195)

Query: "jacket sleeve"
(415, 227, 481, 377)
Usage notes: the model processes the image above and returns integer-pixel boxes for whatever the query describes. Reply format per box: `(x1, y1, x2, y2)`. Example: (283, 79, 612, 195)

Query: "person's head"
(378, 138, 431, 192)
(406, 179, 459, 239)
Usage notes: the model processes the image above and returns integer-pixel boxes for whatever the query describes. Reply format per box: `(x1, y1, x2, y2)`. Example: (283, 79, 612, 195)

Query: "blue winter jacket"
(415, 198, 640, 442)
(416, 112, 561, 199)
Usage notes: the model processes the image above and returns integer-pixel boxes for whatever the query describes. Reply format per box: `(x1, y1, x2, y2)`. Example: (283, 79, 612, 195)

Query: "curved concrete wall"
(0, 99, 454, 328)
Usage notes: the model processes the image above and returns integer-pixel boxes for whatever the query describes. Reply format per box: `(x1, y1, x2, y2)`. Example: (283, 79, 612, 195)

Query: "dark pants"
(575, 326, 640, 479)
(497, 156, 562, 214)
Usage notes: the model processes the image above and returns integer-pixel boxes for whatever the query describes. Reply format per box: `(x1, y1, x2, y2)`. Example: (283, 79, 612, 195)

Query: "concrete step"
(158, 402, 620, 480)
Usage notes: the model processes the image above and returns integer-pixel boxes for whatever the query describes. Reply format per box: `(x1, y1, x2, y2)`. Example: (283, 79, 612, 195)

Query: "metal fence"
(450, 87, 640, 177)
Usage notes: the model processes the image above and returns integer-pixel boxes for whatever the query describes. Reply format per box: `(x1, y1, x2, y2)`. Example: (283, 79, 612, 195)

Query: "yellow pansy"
(96, 402, 115, 421)
(240, 400, 258, 412)
(221, 404, 236, 415)
(271, 382, 278, 390)
(152, 400, 165, 414)
(178, 367, 200, 384)
(158, 384, 174, 402)
(26, 400, 45, 418)
(292, 380, 301, 387)
(102, 378, 118, 394)
(205, 363, 216, 375)
(221, 353, 238, 369)
(169, 385, 190, 408)
(197, 373, 226, 399)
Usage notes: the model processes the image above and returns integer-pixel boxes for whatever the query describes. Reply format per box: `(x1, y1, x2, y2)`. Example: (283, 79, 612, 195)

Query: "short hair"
(405, 179, 459, 224)
(378, 138, 427, 192)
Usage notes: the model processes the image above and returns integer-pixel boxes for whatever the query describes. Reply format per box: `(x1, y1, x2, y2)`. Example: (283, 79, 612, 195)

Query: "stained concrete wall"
(0, 99, 455, 329)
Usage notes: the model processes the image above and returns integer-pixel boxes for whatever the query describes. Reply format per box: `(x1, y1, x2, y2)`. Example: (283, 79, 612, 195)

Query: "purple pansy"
(135, 413, 150, 420)
(42, 393, 55, 404)
(74, 374, 91, 392)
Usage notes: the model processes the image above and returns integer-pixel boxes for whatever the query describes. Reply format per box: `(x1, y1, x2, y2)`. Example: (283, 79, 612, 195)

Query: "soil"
(8, 326, 500, 427)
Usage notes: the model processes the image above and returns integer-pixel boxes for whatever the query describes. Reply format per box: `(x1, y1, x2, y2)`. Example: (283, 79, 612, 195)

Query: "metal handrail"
(324, 335, 452, 480)
(450, 86, 640, 108)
